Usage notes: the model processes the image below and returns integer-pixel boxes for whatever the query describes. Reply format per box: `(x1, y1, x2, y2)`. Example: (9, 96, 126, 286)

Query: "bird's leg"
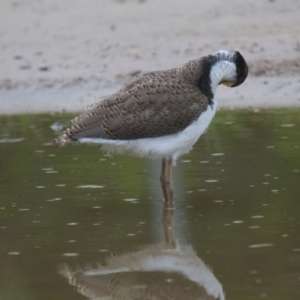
(160, 157, 174, 202)
(161, 200, 176, 248)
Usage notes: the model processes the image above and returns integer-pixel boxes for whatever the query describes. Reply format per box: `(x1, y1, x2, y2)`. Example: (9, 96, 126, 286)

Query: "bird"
(54, 50, 248, 202)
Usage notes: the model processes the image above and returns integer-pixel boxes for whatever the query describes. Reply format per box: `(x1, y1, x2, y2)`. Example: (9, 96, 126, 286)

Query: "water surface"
(0, 109, 299, 299)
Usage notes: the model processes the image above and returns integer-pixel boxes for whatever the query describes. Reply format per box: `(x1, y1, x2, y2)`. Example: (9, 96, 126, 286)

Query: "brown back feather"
(58, 59, 209, 143)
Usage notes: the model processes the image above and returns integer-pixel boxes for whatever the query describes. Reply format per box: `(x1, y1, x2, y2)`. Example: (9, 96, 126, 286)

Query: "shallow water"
(0, 109, 299, 300)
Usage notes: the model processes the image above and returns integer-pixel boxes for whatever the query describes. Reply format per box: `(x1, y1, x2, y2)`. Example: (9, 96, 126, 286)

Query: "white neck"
(209, 60, 236, 92)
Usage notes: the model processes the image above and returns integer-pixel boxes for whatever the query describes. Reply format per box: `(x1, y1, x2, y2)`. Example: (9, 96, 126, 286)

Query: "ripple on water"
(249, 244, 273, 248)
(280, 124, 295, 127)
(46, 198, 62, 202)
(123, 198, 138, 202)
(0, 138, 24, 143)
(232, 220, 244, 224)
(211, 153, 225, 156)
(76, 185, 105, 188)
(62, 253, 79, 257)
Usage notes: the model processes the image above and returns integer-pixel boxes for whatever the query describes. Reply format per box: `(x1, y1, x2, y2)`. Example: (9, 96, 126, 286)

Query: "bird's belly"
(78, 100, 217, 161)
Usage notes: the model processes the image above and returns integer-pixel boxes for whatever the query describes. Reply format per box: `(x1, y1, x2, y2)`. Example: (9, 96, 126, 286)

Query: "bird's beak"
(222, 80, 236, 87)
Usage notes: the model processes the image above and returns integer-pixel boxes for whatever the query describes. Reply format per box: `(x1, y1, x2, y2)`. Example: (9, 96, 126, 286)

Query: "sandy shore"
(1, 0, 299, 114)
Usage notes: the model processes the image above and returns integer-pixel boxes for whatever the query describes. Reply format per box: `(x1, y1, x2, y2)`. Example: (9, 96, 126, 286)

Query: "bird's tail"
(52, 132, 72, 147)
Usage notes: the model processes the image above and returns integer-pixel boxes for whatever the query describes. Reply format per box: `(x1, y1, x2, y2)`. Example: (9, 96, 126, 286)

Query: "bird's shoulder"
(117, 68, 206, 105)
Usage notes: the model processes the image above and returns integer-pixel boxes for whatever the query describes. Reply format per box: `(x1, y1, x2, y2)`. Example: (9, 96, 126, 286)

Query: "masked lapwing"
(54, 50, 248, 202)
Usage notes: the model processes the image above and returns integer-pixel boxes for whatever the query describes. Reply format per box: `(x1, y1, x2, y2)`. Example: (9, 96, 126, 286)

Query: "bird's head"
(213, 50, 248, 88)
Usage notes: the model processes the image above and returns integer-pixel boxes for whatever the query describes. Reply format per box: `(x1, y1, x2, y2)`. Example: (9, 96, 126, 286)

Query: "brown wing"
(66, 71, 209, 140)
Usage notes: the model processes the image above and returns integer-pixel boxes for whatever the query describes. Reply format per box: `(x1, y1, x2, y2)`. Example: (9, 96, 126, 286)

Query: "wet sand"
(0, 0, 299, 114)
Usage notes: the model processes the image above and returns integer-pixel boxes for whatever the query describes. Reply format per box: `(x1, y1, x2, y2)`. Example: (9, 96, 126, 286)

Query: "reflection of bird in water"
(54, 50, 248, 202)
(60, 244, 224, 300)
(59, 203, 225, 300)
